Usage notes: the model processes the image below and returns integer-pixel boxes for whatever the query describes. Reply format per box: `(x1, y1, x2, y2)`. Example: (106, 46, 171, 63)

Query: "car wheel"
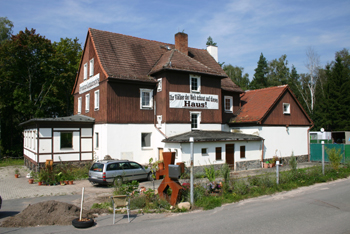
(147, 172, 153, 181)
(113, 176, 123, 186)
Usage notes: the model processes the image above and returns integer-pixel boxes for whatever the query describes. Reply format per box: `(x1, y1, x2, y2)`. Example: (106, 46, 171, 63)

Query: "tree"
(266, 54, 289, 86)
(52, 38, 82, 116)
(305, 47, 321, 114)
(250, 53, 269, 89)
(223, 64, 250, 90)
(315, 55, 350, 131)
(206, 36, 217, 46)
(0, 17, 13, 44)
(0, 28, 82, 156)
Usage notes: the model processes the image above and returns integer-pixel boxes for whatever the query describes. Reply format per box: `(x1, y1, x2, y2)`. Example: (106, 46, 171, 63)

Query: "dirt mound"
(1, 200, 109, 227)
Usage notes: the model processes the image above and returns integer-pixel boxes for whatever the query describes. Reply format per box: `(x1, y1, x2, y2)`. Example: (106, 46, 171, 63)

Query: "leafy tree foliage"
(206, 36, 217, 46)
(0, 17, 13, 44)
(250, 53, 269, 89)
(0, 28, 81, 156)
(223, 64, 250, 90)
(267, 54, 289, 86)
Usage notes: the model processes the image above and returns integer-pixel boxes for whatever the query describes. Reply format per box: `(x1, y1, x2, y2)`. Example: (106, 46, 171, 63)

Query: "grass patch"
(0, 158, 24, 167)
(193, 164, 350, 210)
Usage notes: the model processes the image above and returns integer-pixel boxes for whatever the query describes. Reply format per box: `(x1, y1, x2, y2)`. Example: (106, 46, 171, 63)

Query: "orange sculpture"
(157, 152, 183, 206)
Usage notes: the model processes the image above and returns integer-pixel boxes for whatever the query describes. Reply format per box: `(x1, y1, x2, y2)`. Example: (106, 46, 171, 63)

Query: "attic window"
(283, 103, 290, 114)
(89, 58, 94, 77)
(84, 63, 88, 80)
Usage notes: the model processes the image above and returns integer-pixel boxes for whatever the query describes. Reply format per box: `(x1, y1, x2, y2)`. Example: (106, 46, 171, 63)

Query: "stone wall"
(181, 154, 309, 174)
(24, 157, 92, 172)
(235, 160, 261, 171)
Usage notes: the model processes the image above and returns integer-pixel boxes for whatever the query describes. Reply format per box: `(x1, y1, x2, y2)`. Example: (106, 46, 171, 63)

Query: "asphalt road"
(1, 177, 350, 234)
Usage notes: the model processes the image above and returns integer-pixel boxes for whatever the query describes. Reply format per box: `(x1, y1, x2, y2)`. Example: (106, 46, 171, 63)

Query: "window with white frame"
(157, 78, 162, 92)
(89, 58, 94, 77)
(283, 103, 290, 114)
(84, 63, 88, 80)
(85, 94, 90, 112)
(94, 90, 99, 110)
(140, 89, 153, 109)
(190, 75, 201, 93)
(141, 133, 151, 148)
(78, 97, 82, 114)
(224, 96, 233, 112)
(190, 111, 201, 129)
(95, 132, 99, 149)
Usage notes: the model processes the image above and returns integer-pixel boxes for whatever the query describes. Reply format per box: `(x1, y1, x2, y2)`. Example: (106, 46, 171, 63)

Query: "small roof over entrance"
(162, 130, 263, 143)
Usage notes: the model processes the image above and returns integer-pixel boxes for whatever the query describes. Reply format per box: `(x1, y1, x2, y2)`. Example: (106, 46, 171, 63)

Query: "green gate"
(310, 144, 347, 163)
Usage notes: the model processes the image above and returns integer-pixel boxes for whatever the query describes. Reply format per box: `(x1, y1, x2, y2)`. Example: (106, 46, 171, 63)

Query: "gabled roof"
(149, 49, 226, 77)
(89, 28, 228, 81)
(230, 85, 312, 124)
(162, 130, 263, 143)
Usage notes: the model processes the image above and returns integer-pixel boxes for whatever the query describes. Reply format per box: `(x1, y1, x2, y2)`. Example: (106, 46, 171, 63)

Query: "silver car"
(88, 160, 152, 186)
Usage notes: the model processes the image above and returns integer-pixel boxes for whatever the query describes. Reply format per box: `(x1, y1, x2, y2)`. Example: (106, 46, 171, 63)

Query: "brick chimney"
(175, 32, 188, 55)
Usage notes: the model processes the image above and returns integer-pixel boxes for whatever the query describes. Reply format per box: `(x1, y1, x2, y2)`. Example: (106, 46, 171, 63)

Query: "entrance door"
(158, 148, 164, 161)
(226, 144, 235, 169)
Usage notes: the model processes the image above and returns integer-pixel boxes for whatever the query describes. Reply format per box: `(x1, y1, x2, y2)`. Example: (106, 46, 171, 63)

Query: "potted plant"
(157, 160, 164, 171)
(28, 171, 35, 184)
(271, 156, 279, 167)
(263, 161, 270, 168)
(14, 168, 20, 178)
(37, 169, 48, 185)
(68, 174, 74, 185)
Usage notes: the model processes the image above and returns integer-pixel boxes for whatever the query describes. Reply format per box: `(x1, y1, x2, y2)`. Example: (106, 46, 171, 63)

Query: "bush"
(232, 180, 249, 195)
(289, 152, 297, 172)
(114, 180, 139, 195)
(220, 163, 230, 184)
(204, 164, 216, 182)
(326, 147, 343, 170)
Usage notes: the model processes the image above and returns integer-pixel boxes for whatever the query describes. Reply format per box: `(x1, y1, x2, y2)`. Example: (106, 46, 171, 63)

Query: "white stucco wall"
(231, 126, 309, 159)
(165, 140, 262, 167)
(94, 124, 166, 164)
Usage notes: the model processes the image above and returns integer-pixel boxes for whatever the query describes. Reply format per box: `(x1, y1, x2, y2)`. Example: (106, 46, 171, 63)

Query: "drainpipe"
(307, 124, 314, 162)
(261, 139, 265, 167)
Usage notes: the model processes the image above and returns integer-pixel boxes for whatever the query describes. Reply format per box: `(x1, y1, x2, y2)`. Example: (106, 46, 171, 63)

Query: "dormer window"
(89, 58, 94, 77)
(283, 103, 290, 114)
(224, 96, 233, 112)
(190, 75, 201, 93)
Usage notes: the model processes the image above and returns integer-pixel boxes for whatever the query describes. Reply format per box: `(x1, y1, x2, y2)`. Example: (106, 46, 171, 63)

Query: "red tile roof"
(88, 28, 243, 92)
(231, 85, 288, 123)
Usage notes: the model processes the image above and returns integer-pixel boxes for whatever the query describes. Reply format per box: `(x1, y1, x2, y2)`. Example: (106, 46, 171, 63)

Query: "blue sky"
(2, 0, 350, 80)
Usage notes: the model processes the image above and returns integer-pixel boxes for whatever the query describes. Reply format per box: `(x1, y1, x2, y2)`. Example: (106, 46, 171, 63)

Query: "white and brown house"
(21, 29, 312, 171)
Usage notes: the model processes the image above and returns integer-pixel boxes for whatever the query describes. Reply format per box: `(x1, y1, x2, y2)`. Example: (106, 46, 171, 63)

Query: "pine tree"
(250, 53, 269, 89)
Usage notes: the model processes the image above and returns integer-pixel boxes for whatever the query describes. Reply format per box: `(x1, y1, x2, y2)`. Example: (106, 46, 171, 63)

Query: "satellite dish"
(320, 128, 325, 133)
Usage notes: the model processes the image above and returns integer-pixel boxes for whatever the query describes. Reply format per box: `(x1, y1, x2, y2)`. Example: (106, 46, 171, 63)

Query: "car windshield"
(90, 163, 104, 172)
